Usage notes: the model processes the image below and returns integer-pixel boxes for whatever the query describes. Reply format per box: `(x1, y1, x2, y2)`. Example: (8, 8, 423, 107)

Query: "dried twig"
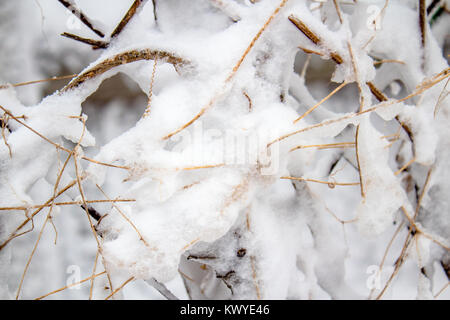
(35, 271, 106, 300)
(367, 81, 388, 102)
(61, 32, 109, 49)
(0, 178, 78, 251)
(293, 81, 348, 123)
(355, 125, 365, 198)
(16, 151, 72, 299)
(290, 142, 355, 152)
(96, 184, 151, 248)
(62, 49, 188, 92)
(145, 278, 179, 300)
(281, 176, 360, 187)
(268, 68, 449, 147)
(57, 0, 105, 38)
(105, 277, 135, 300)
(111, 0, 148, 38)
(243, 91, 252, 112)
(163, 0, 289, 140)
(1, 115, 12, 157)
(208, 0, 241, 22)
(143, 57, 158, 118)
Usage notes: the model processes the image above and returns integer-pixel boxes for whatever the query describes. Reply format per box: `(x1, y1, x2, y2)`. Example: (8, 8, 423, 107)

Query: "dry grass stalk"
(163, 0, 289, 140)
(281, 176, 360, 187)
(89, 249, 101, 300)
(367, 81, 388, 102)
(332, 0, 344, 24)
(96, 184, 151, 248)
(0, 178, 78, 251)
(289, 15, 343, 64)
(61, 32, 109, 49)
(57, 0, 105, 38)
(111, 0, 147, 38)
(143, 57, 158, 118)
(394, 157, 416, 176)
(268, 67, 449, 147)
(16, 150, 73, 299)
(243, 91, 252, 111)
(290, 142, 355, 152)
(1, 114, 12, 157)
(293, 81, 348, 124)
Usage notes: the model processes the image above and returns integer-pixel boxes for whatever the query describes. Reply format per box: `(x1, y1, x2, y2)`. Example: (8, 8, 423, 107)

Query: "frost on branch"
(0, 0, 449, 300)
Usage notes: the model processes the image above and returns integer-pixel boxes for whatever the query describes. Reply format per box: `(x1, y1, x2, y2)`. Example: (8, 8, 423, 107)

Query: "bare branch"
(111, 0, 148, 38)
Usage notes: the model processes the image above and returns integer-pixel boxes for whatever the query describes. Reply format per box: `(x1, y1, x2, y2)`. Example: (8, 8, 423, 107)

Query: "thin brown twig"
(348, 42, 364, 111)
(289, 15, 343, 64)
(0, 199, 135, 212)
(368, 221, 405, 299)
(61, 32, 109, 49)
(293, 81, 348, 123)
(434, 282, 450, 299)
(89, 249, 100, 300)
(414, 167, 433, 220)
(419, 0, 427, 48)
(57, 0, 105, 38)
(394, 157, 416, 176)
(16, 151, 72, 299)
(376, 230, 413, 299)
(0, 105, 130, 170)
(62, 48, 188, 92)
(72, 119, 102, 252)
(0, 74, 77, 90)
(143, 56, 158, 118)
(434, 77, 449, 118)
(162, 0, 289, 140)
(250, 256, 261, 300)
(355, 125, 365, 198)
(373, 59, 406, 66)
(0, 178, 78, 251)
(367, 81, 388, 102)
(1, 114, 12, 157)
(267, 68, 450, 147)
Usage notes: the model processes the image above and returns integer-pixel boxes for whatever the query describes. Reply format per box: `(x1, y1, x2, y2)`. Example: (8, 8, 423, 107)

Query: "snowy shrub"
(0, 0, 449, 300)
